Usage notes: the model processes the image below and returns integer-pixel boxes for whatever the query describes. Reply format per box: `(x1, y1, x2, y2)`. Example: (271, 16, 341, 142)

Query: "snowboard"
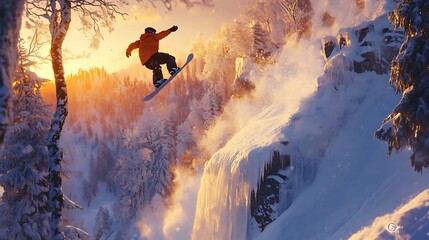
(144, 53, 194, 102)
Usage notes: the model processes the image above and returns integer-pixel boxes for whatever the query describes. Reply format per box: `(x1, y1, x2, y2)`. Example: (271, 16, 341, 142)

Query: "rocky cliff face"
(322, 15, 404, 75)
(250, 149, 291, 231)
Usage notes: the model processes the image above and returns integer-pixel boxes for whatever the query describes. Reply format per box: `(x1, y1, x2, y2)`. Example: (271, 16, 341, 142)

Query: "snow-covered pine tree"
(113, 110, 178, 225)
(146, 115, 176, 205)
(94, 143, 116, 184)
(253, 21, 271, 63)
(201, 83, 224, 130)
(93, 207, 112, 240)
(375, 0, 429, 172)
(0, 39, 52, 239)
(81, 177, 95, 207)
(0, 0, 26, 146)
(177, 115, 199, 169)
(98, 143, 117, 192)
(176, 98, 206, 168)
(113, 129, 152, 223)
(82, 144, 116, 207)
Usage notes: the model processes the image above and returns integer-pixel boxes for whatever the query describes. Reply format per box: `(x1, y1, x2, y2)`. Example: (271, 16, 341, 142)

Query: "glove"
(170, 25, 178, 32)
(126, 50, 131, 58)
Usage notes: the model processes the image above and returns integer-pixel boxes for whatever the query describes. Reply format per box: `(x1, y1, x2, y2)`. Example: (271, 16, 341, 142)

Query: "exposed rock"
(356, 25, 372, 43)
(322, 36, 338, 60)
(353, 51, 387, 74)
(321, 15, 404, 76)
(353, 23, 403, 74)
(250, 151, 291, 231)
(338, 31, 351, 49)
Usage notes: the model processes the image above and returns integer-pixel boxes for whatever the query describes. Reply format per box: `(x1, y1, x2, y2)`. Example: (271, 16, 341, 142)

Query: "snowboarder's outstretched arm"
(126, 40, 140, 58)
(154, 26, 178, 41)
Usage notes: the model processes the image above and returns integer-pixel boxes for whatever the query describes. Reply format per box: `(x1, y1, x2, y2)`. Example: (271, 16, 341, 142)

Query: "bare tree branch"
(22, 21, 50, 64)
(279, 0, 298, 25)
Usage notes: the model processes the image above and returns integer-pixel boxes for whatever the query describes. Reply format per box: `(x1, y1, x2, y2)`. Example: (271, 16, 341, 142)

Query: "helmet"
(145, 27, 156, 34)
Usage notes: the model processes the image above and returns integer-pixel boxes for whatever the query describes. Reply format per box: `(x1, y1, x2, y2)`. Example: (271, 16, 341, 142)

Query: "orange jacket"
(126, 29, 172, 65)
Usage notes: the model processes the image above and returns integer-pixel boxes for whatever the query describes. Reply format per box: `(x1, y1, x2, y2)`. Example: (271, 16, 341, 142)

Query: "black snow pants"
(144, 52, 177, 85)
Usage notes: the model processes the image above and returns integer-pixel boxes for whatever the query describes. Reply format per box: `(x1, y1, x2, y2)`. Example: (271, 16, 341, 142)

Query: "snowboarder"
(126, 26, 180, 88)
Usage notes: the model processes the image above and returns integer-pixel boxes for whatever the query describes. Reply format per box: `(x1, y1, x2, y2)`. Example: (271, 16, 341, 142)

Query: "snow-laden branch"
(63, 194, 84, 210)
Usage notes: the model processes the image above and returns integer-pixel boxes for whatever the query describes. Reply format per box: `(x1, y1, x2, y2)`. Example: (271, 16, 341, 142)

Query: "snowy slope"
(256, 74, 429, 240)
(350, 189, 429, 240)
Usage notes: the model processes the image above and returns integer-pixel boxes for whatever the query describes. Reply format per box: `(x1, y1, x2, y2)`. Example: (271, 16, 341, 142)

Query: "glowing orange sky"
(22, 0, 244, 80)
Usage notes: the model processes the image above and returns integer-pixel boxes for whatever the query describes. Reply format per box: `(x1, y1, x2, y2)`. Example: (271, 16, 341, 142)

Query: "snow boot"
(169, 67, 180, 75)
(154, 79, 167, 88)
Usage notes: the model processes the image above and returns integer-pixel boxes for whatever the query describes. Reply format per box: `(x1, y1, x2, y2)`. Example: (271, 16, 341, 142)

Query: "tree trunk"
(0, 0, 25, 146)
(47, 0, 71, 239)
